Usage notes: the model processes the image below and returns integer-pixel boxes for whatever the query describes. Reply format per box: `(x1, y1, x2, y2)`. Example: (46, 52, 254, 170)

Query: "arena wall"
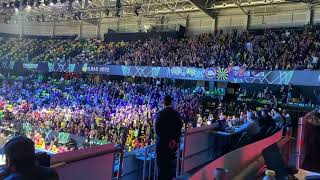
(0, 2, 319, 37)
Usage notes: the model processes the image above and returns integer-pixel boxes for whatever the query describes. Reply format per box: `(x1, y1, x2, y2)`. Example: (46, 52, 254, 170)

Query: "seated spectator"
(259, 109, 276, 132)
(243, 111, 261, 137)
(271, 108, 284, 128)
(0, 136, 59, 180)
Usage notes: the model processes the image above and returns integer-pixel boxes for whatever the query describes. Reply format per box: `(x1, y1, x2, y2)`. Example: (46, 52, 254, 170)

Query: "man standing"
(155, 95, 182, 180)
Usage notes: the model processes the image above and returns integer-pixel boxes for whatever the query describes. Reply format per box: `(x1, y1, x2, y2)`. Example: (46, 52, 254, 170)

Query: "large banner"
(1, 61, 320, 86)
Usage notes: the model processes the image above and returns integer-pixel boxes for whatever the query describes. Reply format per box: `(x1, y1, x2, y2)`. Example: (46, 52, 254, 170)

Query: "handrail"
(185, 123, 217, 135)
(117, 127, 129, 180)
(50, 162, 66, 168)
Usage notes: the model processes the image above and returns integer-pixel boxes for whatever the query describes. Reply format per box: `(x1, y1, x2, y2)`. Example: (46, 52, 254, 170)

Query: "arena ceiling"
(0, 0, 317, 23)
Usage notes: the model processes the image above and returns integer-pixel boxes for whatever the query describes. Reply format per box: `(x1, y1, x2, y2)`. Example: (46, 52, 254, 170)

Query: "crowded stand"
(71, 40, 128, 65)
(0, 38, 29, 60)
(0, 25, 319, 180)
(0, 73, 304, 155)
(8, 39, 64, 62)
(0, 75, 204, 152)
(31, 39, 82, 63)
(0, 28, 319, 70)
(116, 28, 320, 69)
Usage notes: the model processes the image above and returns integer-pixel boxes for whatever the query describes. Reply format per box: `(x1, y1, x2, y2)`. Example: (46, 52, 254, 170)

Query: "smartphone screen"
(0, 154, 6, 166)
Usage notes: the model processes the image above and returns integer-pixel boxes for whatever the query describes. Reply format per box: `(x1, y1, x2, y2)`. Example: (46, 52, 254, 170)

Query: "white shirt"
(246, 42, 253, 51)
(312, 56, 318, 64)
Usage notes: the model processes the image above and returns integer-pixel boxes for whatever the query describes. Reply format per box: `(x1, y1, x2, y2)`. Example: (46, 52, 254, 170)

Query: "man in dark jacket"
(155, 95, 182, 180)
(0, 136, 59, 180)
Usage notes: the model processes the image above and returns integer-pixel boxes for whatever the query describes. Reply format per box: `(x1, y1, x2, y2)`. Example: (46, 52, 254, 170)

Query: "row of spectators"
(238, 84, 320, 106)
(1, 27, 320, 70)
(0, 38, 29, 59)
(113, 28, 320, 69)
(0, 38, 65, 62)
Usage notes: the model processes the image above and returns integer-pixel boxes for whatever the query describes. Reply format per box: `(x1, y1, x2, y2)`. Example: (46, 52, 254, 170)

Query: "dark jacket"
(262, 114, 276, 127)
(4, 166, 59, 180)
(155, 107, 182, 151)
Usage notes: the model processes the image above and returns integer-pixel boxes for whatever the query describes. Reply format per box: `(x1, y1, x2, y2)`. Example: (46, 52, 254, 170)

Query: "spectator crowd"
(0, 74, 301, 155)
(0, 76, 203, 152)
(1, 27, 320, 70)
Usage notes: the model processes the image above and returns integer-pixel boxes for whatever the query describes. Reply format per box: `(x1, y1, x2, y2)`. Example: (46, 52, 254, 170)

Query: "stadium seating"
(0, 27, 319, 70)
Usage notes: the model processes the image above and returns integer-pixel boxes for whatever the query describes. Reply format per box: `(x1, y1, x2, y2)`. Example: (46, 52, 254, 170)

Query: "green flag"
(58, 132, 70, 144)
(0, 110, 4, 120)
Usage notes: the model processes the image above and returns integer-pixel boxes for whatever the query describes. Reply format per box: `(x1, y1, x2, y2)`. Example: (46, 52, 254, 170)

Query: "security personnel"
(155, 95, 182, 180)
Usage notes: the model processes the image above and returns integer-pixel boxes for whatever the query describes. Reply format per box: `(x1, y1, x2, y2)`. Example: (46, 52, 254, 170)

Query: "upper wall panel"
(23, 23, 53, 36)
(0, 3, 318, 36)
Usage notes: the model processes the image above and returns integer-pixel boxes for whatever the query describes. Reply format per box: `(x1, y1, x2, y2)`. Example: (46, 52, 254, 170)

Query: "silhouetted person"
(258, 110, 276, 136)
(155, 95, 182, 180)
(0, 136, 59, 180)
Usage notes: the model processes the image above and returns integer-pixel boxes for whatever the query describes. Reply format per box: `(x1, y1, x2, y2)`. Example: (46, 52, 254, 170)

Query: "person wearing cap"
(0, 136, 59, 180)
(155, 95, 182, 180)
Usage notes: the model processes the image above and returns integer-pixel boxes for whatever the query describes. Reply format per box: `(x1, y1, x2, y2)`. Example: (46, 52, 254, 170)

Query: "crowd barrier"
(296, 110, 320, 172)
(180, 124, 218, 174)
(50, 143, 119, 180)
(120, 144, 157, 180)
(115, 124, 219, 180)
(233, 134, 291, 180)
(1, 61, 320, 86)
(119, 124, 220, 180)
(188, 130, 288, 180)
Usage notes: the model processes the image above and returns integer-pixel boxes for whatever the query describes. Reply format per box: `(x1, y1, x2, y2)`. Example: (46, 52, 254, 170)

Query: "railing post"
(176, 145, 181, 178)
(117, 128, 129, 180)
(143, 148, 147, 180)
(154, 152, 157, 180)
(148, 148, 152, 180)
(181, 128, 187, 175)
